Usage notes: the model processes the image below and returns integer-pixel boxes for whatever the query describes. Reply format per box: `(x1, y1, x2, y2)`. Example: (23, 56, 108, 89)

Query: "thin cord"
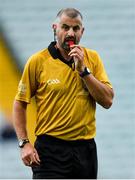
(54, 29, 56, 41)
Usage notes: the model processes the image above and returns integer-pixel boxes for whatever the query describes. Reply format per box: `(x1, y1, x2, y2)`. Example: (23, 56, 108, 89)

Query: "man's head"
(52, 8, 84, 51)
(56, 8, 83, 20)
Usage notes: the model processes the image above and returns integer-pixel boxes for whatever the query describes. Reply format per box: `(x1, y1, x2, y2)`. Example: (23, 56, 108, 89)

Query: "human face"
(54, 14, 84, 51)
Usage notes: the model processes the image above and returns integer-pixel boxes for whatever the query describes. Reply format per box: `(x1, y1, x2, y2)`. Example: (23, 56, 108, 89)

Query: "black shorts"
(32, 134, 98, 179)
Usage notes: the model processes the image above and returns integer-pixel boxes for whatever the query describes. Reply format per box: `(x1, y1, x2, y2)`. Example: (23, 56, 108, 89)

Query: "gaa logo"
(47, 79, 60, 85)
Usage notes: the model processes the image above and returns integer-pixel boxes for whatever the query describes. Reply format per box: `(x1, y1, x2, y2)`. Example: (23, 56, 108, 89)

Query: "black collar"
(48, 41, 74, 67)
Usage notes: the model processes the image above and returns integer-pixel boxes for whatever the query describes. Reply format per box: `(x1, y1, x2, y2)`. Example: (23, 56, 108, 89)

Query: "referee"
(13, 8, 114, 179)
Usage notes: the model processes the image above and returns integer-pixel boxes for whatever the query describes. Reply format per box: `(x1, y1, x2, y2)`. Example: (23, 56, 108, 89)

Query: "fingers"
(23, 152, 40, 167)
(68, 45, 85, 71)
(23, 157, 32, 166)
(69, 44, 82, 50)
(68, 46, 84, 60)
(21, 144, 40, 167)
(69, 46, 82, 55)
(34, 150, 40, 163)
(30, 151, 40, 166)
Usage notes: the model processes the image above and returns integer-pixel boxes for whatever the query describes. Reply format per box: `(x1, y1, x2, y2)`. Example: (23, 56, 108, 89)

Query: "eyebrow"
(62, 24, 81, 28)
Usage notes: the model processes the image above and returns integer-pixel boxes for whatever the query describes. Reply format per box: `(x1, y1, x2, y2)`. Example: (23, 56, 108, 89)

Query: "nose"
(67, 27, 75, 37)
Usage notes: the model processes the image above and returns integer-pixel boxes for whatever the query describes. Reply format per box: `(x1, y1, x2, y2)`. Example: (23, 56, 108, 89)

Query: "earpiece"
(52, 24, 57, 41)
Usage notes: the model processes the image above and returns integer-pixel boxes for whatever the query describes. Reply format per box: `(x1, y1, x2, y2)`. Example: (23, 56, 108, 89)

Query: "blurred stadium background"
(0, 0, 135, 178)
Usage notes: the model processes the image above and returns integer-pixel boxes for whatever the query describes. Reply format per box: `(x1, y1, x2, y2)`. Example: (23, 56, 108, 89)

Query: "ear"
(81, 27, 85, 35)
(52, 24, 57, 31)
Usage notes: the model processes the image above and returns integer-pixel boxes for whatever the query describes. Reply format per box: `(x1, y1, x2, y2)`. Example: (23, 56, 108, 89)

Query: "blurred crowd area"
(0, 0, 135, 178)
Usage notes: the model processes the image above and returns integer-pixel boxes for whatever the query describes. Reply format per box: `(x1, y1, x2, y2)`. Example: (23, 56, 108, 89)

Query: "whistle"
(68, 40, 74, 47)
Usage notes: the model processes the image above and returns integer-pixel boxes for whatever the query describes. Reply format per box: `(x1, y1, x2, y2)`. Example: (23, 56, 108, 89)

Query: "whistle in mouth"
(68, 40, 74, 47)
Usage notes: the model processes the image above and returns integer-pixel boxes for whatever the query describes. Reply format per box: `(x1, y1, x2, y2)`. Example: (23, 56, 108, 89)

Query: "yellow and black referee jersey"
(15, 41, 112, 141)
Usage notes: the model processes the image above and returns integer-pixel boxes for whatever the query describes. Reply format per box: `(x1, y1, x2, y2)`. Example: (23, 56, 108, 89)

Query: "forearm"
(13, 100, 28, 139)
(83, 74, 114, 109)
(68, 44, 114, 108)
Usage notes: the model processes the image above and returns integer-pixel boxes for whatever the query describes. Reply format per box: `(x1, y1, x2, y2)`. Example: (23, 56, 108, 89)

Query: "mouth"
(64, 38, 75, 47)
(65, 37, 75, 43)
(68, 40, 74, 47)
(62, 37, 76, 51)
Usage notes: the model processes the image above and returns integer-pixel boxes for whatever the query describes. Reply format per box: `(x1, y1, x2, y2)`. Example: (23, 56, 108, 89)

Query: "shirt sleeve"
(15, 55, 38, 103)
(85, 48, 113, 89)
(94, 51, 113, 88)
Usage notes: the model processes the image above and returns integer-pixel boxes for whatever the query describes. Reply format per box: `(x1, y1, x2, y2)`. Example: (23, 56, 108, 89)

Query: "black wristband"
(79, 67, 91, 77)
(18, 139, 29, 148)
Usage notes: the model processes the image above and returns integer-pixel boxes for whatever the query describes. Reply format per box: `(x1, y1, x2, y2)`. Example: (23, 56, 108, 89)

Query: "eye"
(73, 26, 80, 32)
(62, 24, 70, 31)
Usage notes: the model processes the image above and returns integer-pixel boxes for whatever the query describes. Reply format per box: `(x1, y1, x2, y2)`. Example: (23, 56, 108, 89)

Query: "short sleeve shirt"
(15, 42, 112, 140)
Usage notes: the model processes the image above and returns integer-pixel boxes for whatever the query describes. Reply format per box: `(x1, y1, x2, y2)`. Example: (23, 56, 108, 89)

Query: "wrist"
(79, 67, 91, 78)
(18, 138, 30, 148)
(78, 66, 85, 73)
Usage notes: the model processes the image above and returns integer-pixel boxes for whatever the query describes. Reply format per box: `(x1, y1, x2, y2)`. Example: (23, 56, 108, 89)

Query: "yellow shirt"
(15, 42, 112, 140)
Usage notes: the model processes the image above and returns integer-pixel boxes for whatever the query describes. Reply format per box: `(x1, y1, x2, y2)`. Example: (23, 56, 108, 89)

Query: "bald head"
(56, 8, 83, 21)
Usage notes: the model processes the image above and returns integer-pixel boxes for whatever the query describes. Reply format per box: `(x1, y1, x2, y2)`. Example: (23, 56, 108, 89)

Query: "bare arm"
(13, 100, 40, 166)
(13, 100, 28, 139)
(69, 45, 114, 109)
(83, 74, 114, 109)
